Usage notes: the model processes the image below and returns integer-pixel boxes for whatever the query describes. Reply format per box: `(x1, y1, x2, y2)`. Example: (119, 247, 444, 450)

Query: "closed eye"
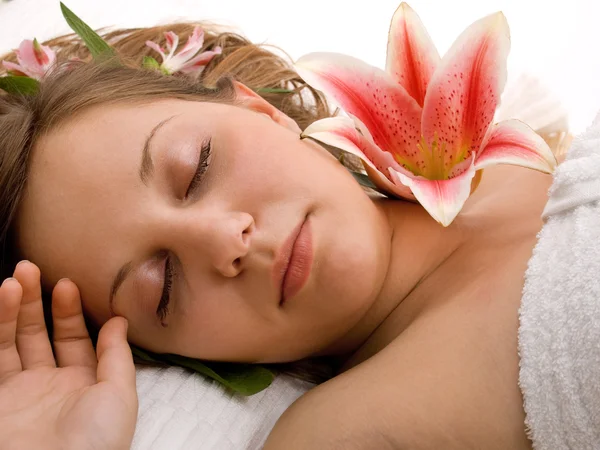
(185, 137, 212, 199)
(157, 253, 173, 326)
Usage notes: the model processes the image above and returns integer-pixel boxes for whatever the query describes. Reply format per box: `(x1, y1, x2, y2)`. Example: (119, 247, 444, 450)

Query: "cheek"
(162, 281, 270, 360)
(210, 136, 289, 202)
(324, 236, 386, 312)
(298, 174, 390, 334)
(219, 119, 329, 191)
(171, 308, 275, 362)
(311, 204, 389, 324)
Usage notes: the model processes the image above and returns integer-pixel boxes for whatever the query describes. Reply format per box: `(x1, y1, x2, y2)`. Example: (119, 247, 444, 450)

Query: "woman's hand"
(0, 261, 138, 450)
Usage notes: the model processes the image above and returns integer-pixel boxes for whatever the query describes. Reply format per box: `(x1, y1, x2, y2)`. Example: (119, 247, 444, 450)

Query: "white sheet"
(133, 365, 314, 449)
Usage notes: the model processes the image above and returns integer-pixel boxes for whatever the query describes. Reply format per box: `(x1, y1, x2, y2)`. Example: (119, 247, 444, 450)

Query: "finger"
(96, 317, 137, 401)
(51, 279, 96, 369)
(13, 261, 56, 369)
(0, 278, 23, 381)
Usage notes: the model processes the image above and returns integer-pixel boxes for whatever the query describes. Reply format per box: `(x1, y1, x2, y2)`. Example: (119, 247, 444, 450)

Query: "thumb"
(96, 317, 137, 400)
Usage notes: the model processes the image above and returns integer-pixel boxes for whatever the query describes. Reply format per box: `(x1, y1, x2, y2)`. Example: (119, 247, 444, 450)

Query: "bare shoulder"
(264, 289, 534, 450)
(264, 337, 458, 450)
(263, 366, 406, 450)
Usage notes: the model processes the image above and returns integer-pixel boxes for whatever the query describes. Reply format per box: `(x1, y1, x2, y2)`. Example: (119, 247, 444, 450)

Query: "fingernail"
(57, 278, 71, 284)
(16, 260, 29, 267)
(2, 277, 16, 286)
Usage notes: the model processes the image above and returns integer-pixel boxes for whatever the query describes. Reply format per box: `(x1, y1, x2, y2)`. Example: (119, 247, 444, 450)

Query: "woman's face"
(18, 86, 391, 363)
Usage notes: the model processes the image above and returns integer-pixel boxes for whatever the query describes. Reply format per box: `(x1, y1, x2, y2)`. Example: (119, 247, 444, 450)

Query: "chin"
(336, 238, 385, 292)
(306, 254, 383, 336)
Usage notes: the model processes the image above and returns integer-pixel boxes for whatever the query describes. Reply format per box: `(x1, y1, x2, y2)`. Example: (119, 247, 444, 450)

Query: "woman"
(0, 21, 596, 450)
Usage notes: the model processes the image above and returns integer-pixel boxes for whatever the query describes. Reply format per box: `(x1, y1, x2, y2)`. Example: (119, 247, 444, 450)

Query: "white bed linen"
(133, 365, 314, 449)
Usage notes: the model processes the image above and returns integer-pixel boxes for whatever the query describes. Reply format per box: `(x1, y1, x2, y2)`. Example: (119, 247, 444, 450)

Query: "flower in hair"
(2, 39, 56, 80)
(297, 2, 556, 226)
(145, 26, 222, 77)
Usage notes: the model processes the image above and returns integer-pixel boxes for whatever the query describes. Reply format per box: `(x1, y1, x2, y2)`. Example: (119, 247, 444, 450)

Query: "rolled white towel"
(518, 111, 600, 449)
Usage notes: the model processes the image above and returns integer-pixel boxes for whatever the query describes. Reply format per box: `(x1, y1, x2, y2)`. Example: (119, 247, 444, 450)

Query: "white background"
(0, 0, 597, 132)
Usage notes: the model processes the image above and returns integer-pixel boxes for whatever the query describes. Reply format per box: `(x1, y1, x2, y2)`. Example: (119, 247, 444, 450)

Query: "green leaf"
(130, 346, 275, 396)
(142, 56, 160, 70)
(256, 87, 294, 94)
(349, 170, 389, 195)
(60, 2, 115, 59)
(0, 76, 40, 95)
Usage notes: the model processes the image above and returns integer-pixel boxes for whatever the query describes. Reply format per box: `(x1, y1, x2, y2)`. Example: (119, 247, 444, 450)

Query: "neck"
(317, 197, 468, 365)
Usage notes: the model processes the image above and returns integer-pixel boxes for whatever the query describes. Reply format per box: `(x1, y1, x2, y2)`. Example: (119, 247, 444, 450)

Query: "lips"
(273, 215, 313, 306)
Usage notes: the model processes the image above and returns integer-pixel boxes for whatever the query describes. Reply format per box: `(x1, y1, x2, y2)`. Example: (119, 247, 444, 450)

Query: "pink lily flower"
(146, 26, 222, 77)
(3, 39, 56, 80)
(297, 3, 556, 226)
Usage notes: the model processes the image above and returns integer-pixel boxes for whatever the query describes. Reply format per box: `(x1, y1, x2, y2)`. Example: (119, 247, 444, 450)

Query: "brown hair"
(0, 23, 335, 384)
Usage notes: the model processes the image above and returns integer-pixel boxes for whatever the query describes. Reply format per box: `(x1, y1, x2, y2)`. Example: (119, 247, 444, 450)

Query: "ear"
(232, 81, 302, 133)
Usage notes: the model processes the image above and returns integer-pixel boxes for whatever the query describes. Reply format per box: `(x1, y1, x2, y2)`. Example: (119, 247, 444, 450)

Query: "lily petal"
(166, 28, 206, 73)
(390, 154, 476, 226)
(179, 47, 222, 75)
(386, 2, 440, 106)
(31, 39, 52, 66)
(18, 40, 47, 67)
(421, 12, 510, 176)
(2, 61, 27, 76)
(303, 116, 401, 174)
(296, 52, 423, 171)
(145, 41, 166, 61)
(475, 119, 557, 172)
(302, 116, 415, 199)
(164, 31, 179, 59)
(180, 26, 204, 55)
(11, 39, 55, 79)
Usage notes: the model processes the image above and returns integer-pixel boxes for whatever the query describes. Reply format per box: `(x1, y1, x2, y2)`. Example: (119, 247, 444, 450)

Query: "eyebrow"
(109, 262, 133, 316)
(109, 114, 176, 315)
(139, 115, 176, 185)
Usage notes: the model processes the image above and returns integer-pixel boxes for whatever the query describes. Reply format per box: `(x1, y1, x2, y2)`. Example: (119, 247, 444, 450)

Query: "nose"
(205, 211, 254, 277)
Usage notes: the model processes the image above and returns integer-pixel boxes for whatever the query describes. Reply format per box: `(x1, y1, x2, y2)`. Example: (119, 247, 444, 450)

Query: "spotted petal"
(475, 119, 557, 172)
(421, 12, 510, 178)
(302, 116, 415, 199)
(386, 2, 440, 106)
(390, 154, 476, 226)
(295, 52, 423, 173)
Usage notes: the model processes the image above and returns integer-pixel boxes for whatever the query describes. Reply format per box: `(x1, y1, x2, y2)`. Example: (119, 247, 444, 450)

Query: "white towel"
(518, 112, 600, 450)
(131, 366, 313, 450)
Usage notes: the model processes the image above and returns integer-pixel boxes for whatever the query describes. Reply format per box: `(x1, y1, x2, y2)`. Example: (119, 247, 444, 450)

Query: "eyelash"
(157, 138, 212, 325)
(157, 254, 172, 326)
(185, 137, 212, 199)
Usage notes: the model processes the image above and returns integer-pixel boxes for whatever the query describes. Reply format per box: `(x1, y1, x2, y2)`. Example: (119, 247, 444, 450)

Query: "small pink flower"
(297, 3, 556, 226)
(146, 26, 222, 77)
(3, 39, 57, 80)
